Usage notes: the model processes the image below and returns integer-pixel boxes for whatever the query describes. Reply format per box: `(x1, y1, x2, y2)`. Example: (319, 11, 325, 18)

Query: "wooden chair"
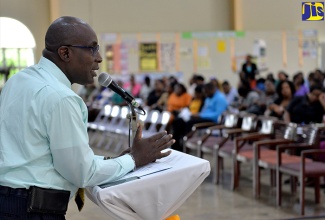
(276, 125, 325, 215)
(252, 122, 298, 198)
(182, 111, 237, 156)
(232, 116, 278, 190)
(198, 113, 257, 184)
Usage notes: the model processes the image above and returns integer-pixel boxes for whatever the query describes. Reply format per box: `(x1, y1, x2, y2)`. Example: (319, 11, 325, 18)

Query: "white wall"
(0, 0, 51, 59)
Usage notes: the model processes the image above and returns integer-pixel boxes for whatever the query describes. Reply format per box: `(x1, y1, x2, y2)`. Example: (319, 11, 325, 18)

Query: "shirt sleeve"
(47, 96, 135, 187)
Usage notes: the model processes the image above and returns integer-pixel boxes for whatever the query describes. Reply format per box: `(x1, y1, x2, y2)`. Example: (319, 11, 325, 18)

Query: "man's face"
(67, 25, 102, 85)
(222, 84, 230, 94)
(309, 89, 322, 103)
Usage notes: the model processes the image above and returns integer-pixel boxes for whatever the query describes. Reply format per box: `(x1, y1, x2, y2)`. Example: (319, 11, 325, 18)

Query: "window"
(0, 17, 36, 88)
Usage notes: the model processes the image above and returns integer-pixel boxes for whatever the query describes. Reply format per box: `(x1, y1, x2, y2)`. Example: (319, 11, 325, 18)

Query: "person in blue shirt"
(0, 16, 174, 219)
(171, 82, 228, 151)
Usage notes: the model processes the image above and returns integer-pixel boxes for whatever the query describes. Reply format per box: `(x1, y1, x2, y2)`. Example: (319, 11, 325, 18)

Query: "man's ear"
(57, 46, 70, 62)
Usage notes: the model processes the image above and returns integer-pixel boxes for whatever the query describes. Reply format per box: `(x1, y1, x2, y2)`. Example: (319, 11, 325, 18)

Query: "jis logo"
(302, 2, 324, 21)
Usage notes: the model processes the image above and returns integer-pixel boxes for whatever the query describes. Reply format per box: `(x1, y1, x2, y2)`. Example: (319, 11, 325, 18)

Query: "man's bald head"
(45, 16, 90, 52)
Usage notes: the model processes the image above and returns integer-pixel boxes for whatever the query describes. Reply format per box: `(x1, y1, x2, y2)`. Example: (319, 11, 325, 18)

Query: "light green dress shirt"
(0, 57, 135, 198)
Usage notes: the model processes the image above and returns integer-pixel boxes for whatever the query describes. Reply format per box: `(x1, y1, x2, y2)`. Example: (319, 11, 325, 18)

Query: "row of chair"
(87, 104, 171, 152)
(182, 111, 325, 215)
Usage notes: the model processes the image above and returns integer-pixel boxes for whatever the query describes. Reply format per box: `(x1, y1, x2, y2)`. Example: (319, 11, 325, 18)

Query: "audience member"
(188, 85, 205, 114)
(241, 54, 258, 89)
(139, 75, 153, 101)
(249, 78, 278, 115)
(210, 77, 221, 90)
(167, 83, 192, 121)
(276, 71, 289, 88)
(231, 79, 259, 113)
(293, 72, 309, 96)
(171, 82, 228, 151)
(221, 80, 238, 105)
(265, 80, 295, 120)
(146, 79, 166, 111)
(284, 83, 325, 124)
(188, 74, 204, 96)
(123, 74, 141, 98)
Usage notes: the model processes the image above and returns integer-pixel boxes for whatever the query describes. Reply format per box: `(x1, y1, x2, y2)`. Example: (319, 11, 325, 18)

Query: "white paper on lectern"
(119, 162, 172, 180)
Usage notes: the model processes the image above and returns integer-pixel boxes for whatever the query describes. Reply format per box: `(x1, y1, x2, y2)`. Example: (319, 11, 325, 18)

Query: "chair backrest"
(256, 116, 278, 134)
(295, 123, 325, 145)
(222, 112, 239, 128)
(157, 111, 171, 132)
(240, 114, 257, 131)
(272, 121, 297, 140)
(93, 104, 112, 123)
(144, 110, 161, 133)
(107, 105, 122, 125)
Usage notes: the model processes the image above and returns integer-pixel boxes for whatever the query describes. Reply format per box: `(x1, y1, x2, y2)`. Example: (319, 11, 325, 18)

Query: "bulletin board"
(99, 30, 318, 86)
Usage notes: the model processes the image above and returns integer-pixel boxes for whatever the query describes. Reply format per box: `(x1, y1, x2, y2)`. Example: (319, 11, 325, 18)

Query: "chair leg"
(276, 170, 282, 206)
(315, 177, 320, 204)
(231, 157, 237, 191)
(300, 175, 305, 215)
(212, 149, 219, 184)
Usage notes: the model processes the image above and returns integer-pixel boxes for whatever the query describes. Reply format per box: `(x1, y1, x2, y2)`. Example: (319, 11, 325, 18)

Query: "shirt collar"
(37, 56, 72, 89)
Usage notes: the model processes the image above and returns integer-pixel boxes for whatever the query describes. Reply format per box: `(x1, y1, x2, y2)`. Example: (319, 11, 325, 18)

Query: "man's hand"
(130, 124, 175, 168)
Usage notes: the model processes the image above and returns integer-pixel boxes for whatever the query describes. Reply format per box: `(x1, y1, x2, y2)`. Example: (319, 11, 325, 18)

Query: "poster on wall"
(197, 45, 211, 70)
(160, 42, 176, 72)
(105, 45, 114, 73)
(139, 43, 157, 71)
(253, 39, 268, 72)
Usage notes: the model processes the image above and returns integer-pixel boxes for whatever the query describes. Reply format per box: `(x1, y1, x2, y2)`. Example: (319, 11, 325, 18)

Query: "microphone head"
(98, 72, 112, 87)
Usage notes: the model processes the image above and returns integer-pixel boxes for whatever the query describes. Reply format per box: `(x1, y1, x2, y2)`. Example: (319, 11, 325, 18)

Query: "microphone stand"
(127, 103, 138, 148)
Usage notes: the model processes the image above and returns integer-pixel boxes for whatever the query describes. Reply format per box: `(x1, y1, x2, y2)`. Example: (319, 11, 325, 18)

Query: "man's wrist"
(128, 153, 136, 171)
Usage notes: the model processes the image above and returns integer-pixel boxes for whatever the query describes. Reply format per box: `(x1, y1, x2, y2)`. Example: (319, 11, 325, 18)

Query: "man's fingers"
(147, 131, 167, 142)
(157, 139, 175, 151)
(155, 134, 173, 147)
(156, 150, 172, 159)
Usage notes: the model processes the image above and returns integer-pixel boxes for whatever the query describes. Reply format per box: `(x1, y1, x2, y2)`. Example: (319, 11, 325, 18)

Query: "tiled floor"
(66, 145, 325, 220)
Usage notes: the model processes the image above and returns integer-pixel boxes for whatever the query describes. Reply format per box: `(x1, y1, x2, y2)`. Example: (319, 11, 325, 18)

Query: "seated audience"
(146, 79, 166, 111)
(293, 72, 309, 96)
(139, 75, 153, 101)
(284, 83, 325, 124)
(275, 71, 289, 88)
(167, 83, 192, 121)
(221, 80, 238, 105)
(231, 79, 259, 113)
(265, 80, 295, 120)
(188, 85, 205, 114)
(249, 78, 278, 115)
(123, 74, 141, 98)
(188, 74, 205, 96)
(171, 82, 228, 151)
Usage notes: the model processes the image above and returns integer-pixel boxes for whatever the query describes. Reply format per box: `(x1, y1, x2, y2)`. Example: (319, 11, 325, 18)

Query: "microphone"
(98, 72, 144, 111)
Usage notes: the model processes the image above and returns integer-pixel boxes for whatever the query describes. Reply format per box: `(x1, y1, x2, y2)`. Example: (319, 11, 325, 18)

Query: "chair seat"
(280, 161, 325, 176)
(184, 136, 202, 150)
(238, 148, 277, 161)
(259, 152, 312, 168)
(200, 136, 224, 153)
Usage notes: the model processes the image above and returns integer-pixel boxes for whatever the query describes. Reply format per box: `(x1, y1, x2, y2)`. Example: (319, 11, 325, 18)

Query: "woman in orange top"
(167, 83, 192, 122)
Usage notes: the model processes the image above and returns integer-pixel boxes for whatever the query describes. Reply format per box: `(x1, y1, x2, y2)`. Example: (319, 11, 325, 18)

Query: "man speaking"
(0, 16, 174, 219)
